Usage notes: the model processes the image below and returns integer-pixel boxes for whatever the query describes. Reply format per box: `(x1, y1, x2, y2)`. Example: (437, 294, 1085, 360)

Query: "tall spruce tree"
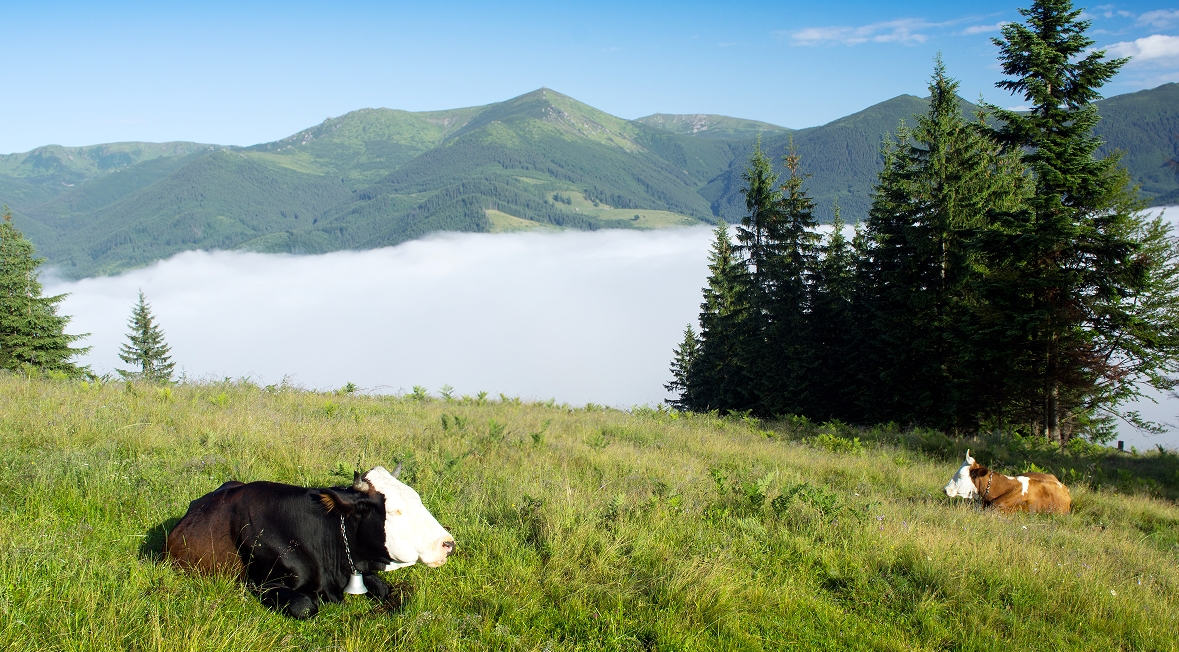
(759, 144, 823, 417)
(864, 60, 1028, 428)
(808, 203, 858, 421)
(736, 139, 784, 284)
(0, 208, 88, 375)
(118, 290, 175, 383)
(683, 220, 758, 413)
(983, 0, 1178, 442)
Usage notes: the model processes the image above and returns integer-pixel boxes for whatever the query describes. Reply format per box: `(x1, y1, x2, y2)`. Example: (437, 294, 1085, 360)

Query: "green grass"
(0, 374, 1176, 650)
(487, 209, 561, 233)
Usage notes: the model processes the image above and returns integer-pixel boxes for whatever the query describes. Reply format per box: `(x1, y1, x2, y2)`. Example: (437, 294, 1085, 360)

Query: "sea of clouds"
(44, 212, 1179, 450)
(46, 226, 714, 408)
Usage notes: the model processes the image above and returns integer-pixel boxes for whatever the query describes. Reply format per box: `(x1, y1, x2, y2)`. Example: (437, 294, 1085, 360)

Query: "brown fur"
(165, 481, 246, 576)
(970, 463, 1071, 514)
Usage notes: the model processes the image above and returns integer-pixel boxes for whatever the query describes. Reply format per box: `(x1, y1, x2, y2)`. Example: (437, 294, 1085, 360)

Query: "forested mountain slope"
(1093, 82, 1179, 205)
(3, 85, 1173, 279)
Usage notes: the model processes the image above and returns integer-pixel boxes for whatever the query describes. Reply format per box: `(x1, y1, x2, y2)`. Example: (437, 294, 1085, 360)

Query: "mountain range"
(3, 84, 1177, 279)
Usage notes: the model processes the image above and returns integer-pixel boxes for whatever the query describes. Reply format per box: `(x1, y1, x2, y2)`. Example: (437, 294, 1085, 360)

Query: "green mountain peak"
(2, 84, 1174, 279)
(634, 113, 791, 140)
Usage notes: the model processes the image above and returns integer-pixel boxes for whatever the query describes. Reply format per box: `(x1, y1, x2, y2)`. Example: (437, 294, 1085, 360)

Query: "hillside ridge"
(4, 84, 1175, 278)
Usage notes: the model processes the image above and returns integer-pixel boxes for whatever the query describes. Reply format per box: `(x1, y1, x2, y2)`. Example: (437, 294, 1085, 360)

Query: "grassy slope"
(35, 152, 354, 277)
(634, 114, 791, 140)
(14, 90, 727, 277)
(0, 375, 1175, 651)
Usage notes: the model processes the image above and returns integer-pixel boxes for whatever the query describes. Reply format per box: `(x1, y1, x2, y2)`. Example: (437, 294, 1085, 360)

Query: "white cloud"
(962, 22, 1009, 35)
(1105, 34, 1179, 63)
(47, 229, 716, 407)
(1137, 9, 1179, 28)
(786, 19, 942, 46)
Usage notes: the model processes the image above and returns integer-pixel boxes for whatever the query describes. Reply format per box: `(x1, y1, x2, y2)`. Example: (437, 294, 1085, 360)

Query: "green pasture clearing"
(547, 189, 700, 229)
(594, 209, 700, 229)
(0, 375, 1175, 650)
(487, 210, 561, 234)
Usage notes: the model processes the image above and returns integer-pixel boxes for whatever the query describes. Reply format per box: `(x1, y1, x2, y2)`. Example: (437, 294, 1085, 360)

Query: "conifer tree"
(736, 138, 783, 283)
(762, 144, 824, 417)
(983, 0, 1177, 442)
(664, 324, 700, 411)
(687, 220, 758, 412)
(118, 290, 175, 383)
(808, 203, 858, 421)
(0, 208, 88, 375)
(863, 60, 1027, 428)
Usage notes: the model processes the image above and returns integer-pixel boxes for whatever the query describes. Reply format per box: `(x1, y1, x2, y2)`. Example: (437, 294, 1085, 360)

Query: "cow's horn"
(391, 462, 403, 479)
(353, 470, 371, 493)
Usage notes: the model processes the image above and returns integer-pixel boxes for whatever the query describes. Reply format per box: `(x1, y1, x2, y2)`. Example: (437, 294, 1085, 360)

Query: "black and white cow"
(165, 466, 454, 618)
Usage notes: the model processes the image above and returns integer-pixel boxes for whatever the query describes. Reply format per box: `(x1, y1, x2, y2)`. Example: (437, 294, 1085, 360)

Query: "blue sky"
(2, 0, 1177, 153)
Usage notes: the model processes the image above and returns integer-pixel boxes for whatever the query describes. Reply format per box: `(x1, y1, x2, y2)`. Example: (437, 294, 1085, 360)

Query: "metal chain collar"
(339, 515, 357, 575)
(979, 470, 995, 505)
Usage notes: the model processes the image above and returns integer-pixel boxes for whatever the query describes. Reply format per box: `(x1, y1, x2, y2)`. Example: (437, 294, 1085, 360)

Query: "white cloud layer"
(46, 228, 715, 407)
(1105, 33, 1179, 63)
(787, 19, 941, 46)
(962, 22, 1009, 35)
(1136, 9, 1179, 28)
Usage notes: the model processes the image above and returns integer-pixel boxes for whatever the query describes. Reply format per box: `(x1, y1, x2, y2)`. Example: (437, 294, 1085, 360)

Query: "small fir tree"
(664, 324, 700, 411)
(0, 208, 88, 375)
(118, 290, 175, 383)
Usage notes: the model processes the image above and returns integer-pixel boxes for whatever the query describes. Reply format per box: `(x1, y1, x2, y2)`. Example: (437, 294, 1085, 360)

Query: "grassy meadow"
(0, 374, 1177, 651)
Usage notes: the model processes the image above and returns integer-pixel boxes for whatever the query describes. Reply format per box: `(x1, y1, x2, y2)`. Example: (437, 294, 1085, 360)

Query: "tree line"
(667, 0, 1179, 444)
(1, 208, 175, 383)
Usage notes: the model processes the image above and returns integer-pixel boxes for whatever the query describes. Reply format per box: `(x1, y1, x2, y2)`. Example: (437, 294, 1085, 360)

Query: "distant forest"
(667, 0, 1179, 445)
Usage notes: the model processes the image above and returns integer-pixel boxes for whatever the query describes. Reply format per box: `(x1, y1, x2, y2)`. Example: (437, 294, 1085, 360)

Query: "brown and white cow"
(943, 451, 1071, 514)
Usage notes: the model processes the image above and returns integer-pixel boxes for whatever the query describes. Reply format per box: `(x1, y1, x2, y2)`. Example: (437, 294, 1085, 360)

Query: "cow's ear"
(969, 467, 988, 480)
(315, 489, 362, 515)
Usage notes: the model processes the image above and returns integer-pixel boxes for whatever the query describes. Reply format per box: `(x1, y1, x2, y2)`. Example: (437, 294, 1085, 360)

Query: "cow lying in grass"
(943, 451, 1071, 514)
(165, 465, 455, 618)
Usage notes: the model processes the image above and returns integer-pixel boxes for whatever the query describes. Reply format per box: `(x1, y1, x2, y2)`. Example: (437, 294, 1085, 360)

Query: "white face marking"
(364, 466, 455, 569)
(1017, 476, 1030, 495)
(943, 454, 978, 499)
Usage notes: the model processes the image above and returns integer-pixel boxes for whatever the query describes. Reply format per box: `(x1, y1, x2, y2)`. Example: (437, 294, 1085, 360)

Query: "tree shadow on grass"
(138, 516, 183, 562)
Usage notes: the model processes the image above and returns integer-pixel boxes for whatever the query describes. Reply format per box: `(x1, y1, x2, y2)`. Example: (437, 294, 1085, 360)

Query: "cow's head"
(357, 465, 455, 569)
(943, 450, 979, 499)
(315, 484, 393, 571)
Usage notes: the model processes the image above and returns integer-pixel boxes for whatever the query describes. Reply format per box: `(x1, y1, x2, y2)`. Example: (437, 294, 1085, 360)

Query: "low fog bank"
(44, 212, 1179, 449)
(1118, 206, 1179, 450)
(47, 227, 714, 407)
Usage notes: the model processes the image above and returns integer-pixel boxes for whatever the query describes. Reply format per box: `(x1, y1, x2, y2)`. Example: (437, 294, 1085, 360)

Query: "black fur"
(176, 480, 393, 618)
